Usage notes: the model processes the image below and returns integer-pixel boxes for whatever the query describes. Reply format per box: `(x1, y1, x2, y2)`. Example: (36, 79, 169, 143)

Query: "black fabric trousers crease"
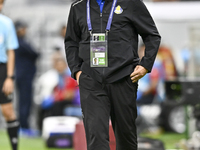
(79, 72, 138, 150)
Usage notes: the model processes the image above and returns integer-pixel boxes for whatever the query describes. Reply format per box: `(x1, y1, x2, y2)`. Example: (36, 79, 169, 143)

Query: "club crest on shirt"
(114, 5, 123, 14)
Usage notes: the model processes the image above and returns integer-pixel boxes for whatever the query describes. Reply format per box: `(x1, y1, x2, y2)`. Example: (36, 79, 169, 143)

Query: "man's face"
(17, 27, 27, 37)
(54, 59, 67, 74)
(0, 0, 4, 12)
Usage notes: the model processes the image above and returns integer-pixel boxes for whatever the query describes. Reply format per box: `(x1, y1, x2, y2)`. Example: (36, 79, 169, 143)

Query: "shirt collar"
(96, 0, 105, 5)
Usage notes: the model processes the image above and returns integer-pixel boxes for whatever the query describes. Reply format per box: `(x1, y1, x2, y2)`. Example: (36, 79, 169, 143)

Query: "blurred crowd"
(1, 9, 197, 136)
(11, 19, 181, 137)
(11, 23, 82, 136)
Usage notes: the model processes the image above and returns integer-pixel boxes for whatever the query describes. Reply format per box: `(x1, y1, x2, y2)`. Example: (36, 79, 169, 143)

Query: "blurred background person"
(14, 20, 39, 136)
(49, 56, 78, 116)
(137, 44, 165, 105)
(158, 46, 178, 80)
(37, 55, 80, 131)
(136, 44, 179, 134)
(136, 44, 166, 135)
(53, 25, 67, 57)
(0, 0, 19, 149)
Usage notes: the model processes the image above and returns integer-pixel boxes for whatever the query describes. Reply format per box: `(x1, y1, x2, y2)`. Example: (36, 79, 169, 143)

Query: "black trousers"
(0, 63, 12, 104)
(79, 72, 138, 150)
(16, 75, 34, 129)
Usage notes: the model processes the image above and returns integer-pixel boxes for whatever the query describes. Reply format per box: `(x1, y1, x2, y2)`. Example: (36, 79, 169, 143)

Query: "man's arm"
(65, 5, 83, 81)
(2, 50, 15, 95)
(2, 18, 18, 95)
(130, 0, 161, 82)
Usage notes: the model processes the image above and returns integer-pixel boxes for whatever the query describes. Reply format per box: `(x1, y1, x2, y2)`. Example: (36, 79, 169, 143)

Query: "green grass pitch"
(0, 129, 185, 150)
(0, 130, 73, 150)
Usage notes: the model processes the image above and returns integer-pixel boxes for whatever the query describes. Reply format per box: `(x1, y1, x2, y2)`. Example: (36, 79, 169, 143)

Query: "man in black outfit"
(65, 0, 161, 149)
(15, 20, 39, 134)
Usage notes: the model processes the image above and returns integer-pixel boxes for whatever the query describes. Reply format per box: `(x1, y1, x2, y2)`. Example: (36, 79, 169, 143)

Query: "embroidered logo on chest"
(114, 5, 123, 14)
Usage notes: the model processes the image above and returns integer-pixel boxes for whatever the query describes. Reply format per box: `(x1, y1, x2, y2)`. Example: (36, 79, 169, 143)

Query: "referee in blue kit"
(0, 0, 19, 150)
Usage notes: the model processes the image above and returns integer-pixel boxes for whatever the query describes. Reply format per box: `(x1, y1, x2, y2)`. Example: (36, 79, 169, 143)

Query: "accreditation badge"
(90, 33, 108, 67)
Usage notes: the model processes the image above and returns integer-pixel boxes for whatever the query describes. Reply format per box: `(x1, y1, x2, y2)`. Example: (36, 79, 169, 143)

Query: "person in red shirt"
(38, 56, 79, 130)
(50, 57, 78, 116)
(54, 76, 78, 102)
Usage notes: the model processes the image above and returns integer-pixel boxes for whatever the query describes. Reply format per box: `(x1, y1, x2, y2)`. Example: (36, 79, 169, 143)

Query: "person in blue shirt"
(0, 0, 19, 150)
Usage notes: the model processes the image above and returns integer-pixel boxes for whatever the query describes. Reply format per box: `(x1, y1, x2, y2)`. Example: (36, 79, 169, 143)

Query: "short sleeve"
(6, 20, 19, 50)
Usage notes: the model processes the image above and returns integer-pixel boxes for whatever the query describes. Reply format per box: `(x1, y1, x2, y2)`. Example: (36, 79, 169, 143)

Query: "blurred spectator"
(37, 55, 79, 130)
(53, 25, 66, 57)
(158, 46, 178, 80)
(15, 20, 39, 136)
(137, 44, 165, 104)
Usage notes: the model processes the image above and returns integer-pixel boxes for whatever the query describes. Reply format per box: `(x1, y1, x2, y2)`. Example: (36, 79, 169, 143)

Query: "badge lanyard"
(87, 0, 117, 67)
(87, 0, 117, 32)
